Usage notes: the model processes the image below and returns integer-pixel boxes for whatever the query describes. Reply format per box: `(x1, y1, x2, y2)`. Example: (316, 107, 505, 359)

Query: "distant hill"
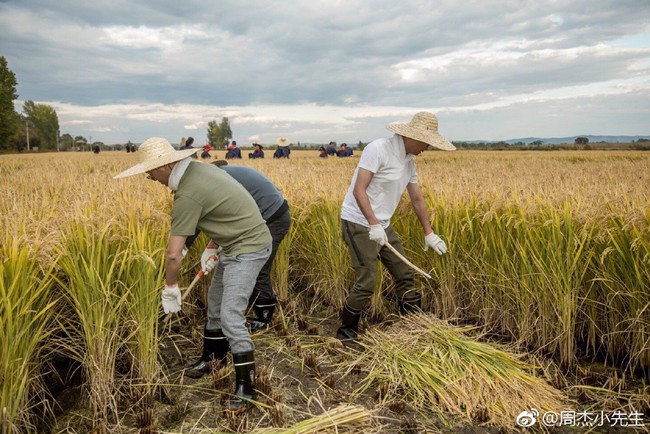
(458, 135, 649, 145)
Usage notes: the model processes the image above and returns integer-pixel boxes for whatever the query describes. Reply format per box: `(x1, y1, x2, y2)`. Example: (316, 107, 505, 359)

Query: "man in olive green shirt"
(114, 137, 270, 412)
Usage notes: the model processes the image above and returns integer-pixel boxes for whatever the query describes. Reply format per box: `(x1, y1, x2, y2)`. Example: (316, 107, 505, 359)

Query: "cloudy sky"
(1, 0, 649, 145)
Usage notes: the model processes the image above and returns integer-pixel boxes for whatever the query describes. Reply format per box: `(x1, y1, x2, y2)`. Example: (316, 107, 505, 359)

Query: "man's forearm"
(412, 198, 433, 234)
(164, 254, 183, 285)
(165, 234, 188, 285)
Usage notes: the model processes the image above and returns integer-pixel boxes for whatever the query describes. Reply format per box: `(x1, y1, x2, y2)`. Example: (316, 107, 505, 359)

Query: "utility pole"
(25, 120, 30, 151)
(57, 130, 60, 152)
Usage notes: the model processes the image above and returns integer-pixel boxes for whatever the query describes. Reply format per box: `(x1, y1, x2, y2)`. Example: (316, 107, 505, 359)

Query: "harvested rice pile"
(341, 313, 570, 430)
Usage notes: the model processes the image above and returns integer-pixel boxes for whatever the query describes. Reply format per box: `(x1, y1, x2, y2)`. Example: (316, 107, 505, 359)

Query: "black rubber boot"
(184, 327, 229, 379)
(249, 297, 277, 332)
(227, 351, 256, 412)
(335, 303, 362, 345)
(398, 292, 422, 315)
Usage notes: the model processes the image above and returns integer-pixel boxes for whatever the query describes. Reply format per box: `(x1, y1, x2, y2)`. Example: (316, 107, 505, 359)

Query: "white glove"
(424, 232, 447, 255)
(161, 283, 182, 314)
(368, 224, 388, 246)
(201, 246, 219, 273)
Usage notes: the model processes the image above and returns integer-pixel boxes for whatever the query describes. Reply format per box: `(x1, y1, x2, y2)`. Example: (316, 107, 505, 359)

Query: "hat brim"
(113, 148, 198, 179)
(386, 123, 456, 151)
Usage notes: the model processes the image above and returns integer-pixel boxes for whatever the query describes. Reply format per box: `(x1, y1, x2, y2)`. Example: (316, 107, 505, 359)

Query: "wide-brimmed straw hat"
(277, 137, 290, 147)
(386, 112, 455, 151)
(113, 137, 197, 179)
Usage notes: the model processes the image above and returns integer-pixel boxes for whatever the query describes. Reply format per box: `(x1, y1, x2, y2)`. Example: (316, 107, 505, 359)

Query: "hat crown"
(384, 111, 455, 151)
(409, 112, 439, 133)
(139, 137, 175, 164)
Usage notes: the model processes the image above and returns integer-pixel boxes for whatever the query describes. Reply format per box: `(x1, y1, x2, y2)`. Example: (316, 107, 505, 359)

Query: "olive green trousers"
(341, 219, 417, 311)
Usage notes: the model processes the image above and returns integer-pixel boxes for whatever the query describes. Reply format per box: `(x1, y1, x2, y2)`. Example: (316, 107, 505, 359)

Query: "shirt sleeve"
(171, 195, 203, 237)
(408, 160, 418, 183)
(357, 143, 381, 174)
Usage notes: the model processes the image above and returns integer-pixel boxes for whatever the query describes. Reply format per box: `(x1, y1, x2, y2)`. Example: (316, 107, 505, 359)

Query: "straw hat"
(113, 137, 198, 179)
(386, 112, 455, 151)
(277, 137, 290, 147)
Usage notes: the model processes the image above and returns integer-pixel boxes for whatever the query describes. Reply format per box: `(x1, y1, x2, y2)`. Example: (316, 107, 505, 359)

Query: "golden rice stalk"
(252, 404, 377, 434)
(342, 313, 569, 430)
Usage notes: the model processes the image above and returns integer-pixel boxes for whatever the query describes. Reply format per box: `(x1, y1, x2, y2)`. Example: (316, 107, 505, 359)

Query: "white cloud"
(393, 41, 650, 83)
(183, 122, 205, 130)
(100, 24, 217, 49)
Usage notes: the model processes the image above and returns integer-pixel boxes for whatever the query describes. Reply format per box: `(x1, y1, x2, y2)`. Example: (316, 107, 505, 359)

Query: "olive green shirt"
(170, 161, 271, 255)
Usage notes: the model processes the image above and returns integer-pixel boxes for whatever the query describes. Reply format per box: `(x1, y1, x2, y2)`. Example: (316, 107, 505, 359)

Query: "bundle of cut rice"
(340, 313, 569, 430)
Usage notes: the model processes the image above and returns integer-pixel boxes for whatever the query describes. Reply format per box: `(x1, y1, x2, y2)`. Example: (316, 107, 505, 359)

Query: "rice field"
(0, 149, 648, 432)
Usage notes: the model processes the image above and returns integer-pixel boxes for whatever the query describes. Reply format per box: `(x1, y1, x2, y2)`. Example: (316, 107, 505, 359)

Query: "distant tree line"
(1, 56, 61, 151)
(1, 57, 133, 153)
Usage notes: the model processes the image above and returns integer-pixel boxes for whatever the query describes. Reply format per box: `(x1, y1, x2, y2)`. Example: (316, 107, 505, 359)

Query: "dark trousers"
(341, 219, 415, 311)
(253, 208, 291, 301)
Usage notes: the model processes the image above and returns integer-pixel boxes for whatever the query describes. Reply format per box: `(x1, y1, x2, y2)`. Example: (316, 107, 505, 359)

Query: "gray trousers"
(207, 245, 271, 353)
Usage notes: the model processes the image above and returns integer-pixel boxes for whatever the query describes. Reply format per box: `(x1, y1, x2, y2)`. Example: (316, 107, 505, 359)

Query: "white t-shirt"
(341, 134, 417, 228)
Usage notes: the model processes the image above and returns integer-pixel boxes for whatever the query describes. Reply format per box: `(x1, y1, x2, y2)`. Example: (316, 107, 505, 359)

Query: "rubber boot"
(184, 327, 229, 379)
(227, 351, 256, 412)
(398, 292, 422, 315)
(249, 297, 276, 332)
(335, 303, 362, 345)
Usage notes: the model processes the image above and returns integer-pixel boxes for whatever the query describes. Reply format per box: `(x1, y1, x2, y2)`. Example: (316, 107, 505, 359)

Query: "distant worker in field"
(249, 143, 264, 159)
(273, 137, 291, 158)
(200, 144, 212, 160)
(337, 112, 455, 346)
(180, 136, 198, 159)
(336, 143, 353, 157)
(319, 146, 328, 158)
(326, 141, 337, 155)
(226, 141, 242, 159)
(113, 138, 271, 411)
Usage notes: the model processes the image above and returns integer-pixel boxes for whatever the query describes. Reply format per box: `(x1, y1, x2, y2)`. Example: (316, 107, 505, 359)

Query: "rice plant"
(56, 223, 132, 433)
(0, 241, 57, 433)
(595, 211, 650, 375)
(119, 212, 166, 433)
(290, 199, 352, 311)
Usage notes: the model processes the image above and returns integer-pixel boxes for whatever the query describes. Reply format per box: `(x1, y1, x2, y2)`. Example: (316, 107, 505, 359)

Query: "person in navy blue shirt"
(249, 143, 264, 159)
(226, 141, 242, 159)
(336, 143, 353, 157)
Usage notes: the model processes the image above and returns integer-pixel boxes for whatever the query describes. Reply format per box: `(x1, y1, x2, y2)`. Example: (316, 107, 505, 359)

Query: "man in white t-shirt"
(337, 112, 456, 344)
